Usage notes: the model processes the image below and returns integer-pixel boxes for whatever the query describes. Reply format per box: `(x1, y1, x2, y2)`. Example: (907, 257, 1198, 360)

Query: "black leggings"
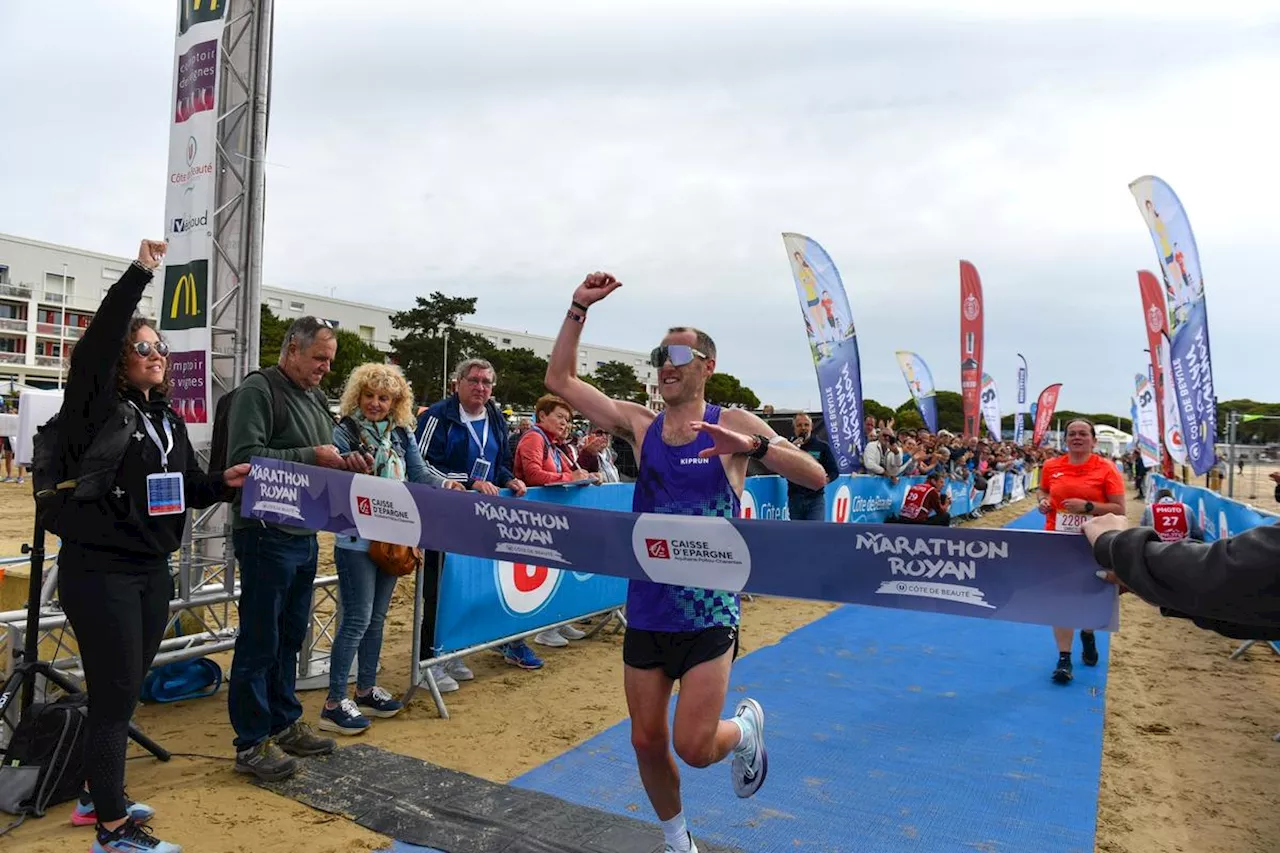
(57, 544, 171, 824)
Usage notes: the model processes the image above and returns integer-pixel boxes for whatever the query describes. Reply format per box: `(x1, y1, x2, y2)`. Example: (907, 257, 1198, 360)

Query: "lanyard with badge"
(464, 414, 492, 482)
(130, 403, 185, 516)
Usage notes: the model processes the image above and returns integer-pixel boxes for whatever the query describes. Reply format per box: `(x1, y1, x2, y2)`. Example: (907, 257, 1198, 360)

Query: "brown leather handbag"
(368, 540, 424, 577)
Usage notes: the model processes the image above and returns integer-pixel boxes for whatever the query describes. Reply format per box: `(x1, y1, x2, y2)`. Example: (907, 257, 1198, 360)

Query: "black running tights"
(58, 544, 171, 824)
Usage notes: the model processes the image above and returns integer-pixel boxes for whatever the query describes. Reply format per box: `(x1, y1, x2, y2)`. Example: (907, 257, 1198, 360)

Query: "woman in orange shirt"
(513, 393, 595, 486)
(1037, 418, 1126, 684)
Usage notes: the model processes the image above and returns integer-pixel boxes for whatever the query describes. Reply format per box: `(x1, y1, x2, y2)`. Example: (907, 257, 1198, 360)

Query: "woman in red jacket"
(513, 394, 595, 487)
(514, 394, 595, 650)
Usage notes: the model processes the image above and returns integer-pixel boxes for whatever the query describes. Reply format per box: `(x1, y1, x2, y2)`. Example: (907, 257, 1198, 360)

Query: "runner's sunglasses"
(132, 340, 171, 357)
(648, 344, 707, 369)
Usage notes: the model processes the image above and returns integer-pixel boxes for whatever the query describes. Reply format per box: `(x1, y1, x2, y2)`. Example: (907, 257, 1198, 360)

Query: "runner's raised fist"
(137, 240, 167, 270)
(573, 271, 622, 308)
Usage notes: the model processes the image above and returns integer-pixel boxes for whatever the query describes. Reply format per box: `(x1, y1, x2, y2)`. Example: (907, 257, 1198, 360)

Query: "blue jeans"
(228, 526, 318, 750)
(329, 547, 398, 701)
(789, 491, 825, 522)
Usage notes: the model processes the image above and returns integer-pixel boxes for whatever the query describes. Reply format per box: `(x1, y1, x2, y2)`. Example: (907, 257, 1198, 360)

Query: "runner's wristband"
(572, 301, 589, 314)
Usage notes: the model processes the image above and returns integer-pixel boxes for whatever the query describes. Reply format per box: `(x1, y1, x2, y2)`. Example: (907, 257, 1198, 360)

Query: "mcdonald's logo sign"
(161, 260, 209, 331)
(178, 0, 225, 36)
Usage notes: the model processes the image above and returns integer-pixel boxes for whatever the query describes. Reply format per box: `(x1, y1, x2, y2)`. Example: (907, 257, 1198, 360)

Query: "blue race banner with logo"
(240, 459, 1112, 630)
(895, 351, 938, 433)
(434, 483, 629, 654)
(1149, 475, 1278, 543)
(1130, 176, 1216, 475)
(783, 233, 865, 474)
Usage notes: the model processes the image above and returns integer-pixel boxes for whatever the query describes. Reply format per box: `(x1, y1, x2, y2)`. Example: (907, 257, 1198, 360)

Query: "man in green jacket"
(226, 316, 371, 781)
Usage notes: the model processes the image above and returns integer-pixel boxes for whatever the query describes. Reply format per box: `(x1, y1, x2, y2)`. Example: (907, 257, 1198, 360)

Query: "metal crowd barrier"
(0, 539, 341, 700)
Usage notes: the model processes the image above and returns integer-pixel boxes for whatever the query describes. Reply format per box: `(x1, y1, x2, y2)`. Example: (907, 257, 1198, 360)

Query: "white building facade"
(0, 233, 659, 406)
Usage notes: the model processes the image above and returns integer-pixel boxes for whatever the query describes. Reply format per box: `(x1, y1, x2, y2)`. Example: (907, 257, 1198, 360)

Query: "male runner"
(546, 272, 826, 853)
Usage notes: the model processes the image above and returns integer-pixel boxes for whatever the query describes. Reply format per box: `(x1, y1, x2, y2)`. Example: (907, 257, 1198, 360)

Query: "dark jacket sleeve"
(492, 408, 516, 488)
(819, 441, 840, 482)
(61, 262, 153, 458)
(1094, 523, 1280, 632)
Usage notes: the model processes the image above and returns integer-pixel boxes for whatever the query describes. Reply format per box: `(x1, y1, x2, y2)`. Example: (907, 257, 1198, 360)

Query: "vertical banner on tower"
(1032, 384, 1062, 447)
(894, 351, 938, 433)
(1137, 270, 1180, 474)
(783, 233, 864, 473)
(1129, 177, 1216, 475)
(1014, 354, 1028, 445)
(1134, 373, 1160, 468)
(161, 0, 224, 441)
(959, 261, 985, 440)
(980, 373, 1001, 441)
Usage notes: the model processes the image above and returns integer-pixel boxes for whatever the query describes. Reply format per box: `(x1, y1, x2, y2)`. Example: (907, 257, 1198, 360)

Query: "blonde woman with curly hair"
(319, 362, 463, 735)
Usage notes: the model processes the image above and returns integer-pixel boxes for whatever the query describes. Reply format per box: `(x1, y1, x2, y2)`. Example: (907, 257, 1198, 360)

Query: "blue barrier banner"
(434, 483, 630, 655)
(242, 458, 1113, 630)
(1150, 475, 1279, 542)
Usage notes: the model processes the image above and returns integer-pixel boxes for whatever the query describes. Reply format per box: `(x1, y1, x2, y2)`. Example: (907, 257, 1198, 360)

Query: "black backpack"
(0, 693, 89, 827)
(208, 366, 331, 472)
(31, 401, 137, 537)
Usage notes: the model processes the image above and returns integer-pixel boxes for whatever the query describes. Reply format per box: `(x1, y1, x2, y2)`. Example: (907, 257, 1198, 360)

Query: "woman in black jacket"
(54, 240, 248, 853)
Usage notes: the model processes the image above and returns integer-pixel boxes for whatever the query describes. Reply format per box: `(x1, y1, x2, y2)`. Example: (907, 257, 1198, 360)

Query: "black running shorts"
(623, 626, 739, 681)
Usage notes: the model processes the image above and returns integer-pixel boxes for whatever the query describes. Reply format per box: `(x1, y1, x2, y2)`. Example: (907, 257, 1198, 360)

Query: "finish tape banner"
(243, 458, 1115, 630)
(434, 484, 628, 655)
(1149, 475, 1278, 543)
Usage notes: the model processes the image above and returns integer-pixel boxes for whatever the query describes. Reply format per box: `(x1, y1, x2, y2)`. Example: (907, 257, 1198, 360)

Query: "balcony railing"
(39, 291, 68, 305)
(0, 353, 25, 365)
(0, 318, 27, 333)
(34, 355, 65, 368)
(35, 322, 85, 338)
(0, 283, 33, 300)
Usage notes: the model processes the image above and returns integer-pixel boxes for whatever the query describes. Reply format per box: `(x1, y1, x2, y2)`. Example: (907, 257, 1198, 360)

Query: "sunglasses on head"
(132, 340, 170, 358)
(648, 344, 707, 369)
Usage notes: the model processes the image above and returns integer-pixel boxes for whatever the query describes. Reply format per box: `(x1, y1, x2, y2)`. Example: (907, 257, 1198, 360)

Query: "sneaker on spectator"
(355, 686, 404, 718)
(319, 698, 370, 735)
(91, 818, 181, 853)
(233, 740, 297, 782)
(532, 629, 569, 648)
(445, 658, 474, 681)
(71, 790, 155, 826)
(429, 664, 459, 693)
(558, 624, 587, 641)
(502, 641, 544, 670)
(275, 721, 335, 757)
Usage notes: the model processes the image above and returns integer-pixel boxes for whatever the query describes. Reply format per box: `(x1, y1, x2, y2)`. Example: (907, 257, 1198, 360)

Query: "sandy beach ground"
(1, 482, 1278, 853)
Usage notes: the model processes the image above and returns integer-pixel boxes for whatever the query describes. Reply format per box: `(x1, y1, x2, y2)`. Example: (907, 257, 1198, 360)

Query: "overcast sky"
(2, 1, 1277, 415)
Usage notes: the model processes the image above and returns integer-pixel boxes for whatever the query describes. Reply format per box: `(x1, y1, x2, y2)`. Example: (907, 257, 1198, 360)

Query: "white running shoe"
(445, 658, 474, 681)
(532, 629, 569, 647)
(663, 831, 699, 853)
(429, 664, 459, 693)
(731, 698, 768, 798)
(558, 624, 587, 640)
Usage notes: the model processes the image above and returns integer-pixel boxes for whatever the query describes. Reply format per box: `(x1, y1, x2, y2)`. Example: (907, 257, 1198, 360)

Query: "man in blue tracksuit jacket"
(412, 358, 542, 681)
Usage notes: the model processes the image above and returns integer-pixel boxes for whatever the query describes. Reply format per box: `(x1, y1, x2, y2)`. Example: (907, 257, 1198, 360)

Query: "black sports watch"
(1084, 501, 1095, 514)
(747, 434, 771, 459)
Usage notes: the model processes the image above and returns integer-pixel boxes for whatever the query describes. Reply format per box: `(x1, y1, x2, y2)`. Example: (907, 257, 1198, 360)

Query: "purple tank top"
(628, 405, 741, 631)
